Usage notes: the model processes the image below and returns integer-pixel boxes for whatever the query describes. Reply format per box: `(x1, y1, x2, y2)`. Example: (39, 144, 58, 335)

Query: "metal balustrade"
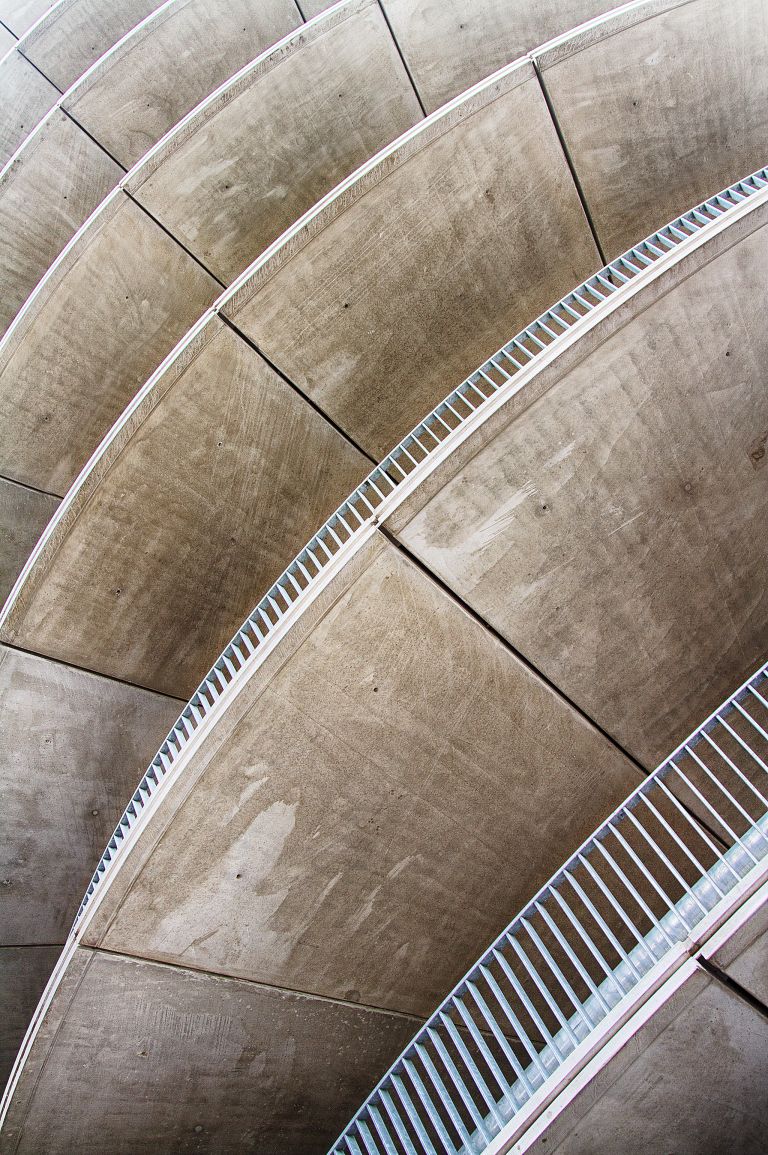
(329, 660, 768, 1155)
(72, 163, 768, 930)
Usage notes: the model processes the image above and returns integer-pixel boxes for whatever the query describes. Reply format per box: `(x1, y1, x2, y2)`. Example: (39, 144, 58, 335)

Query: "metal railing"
(329, 660, 768, 1155)
(72, 164, 768, 930)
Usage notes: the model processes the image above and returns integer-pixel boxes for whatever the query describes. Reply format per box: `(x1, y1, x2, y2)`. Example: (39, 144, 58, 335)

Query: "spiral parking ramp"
(1, 0, 767, 1149)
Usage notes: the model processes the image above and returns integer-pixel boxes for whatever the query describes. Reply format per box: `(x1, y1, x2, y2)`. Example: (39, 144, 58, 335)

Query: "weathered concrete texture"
(397, 218, 768, 768)
(131, 0, 422, 285)
(542, 0, 768, 260)
(530, 966, 768, 1153)
(0, 22, 14, 51)
(63, 0, 301, 169)
(0, 645, 181, 943)
(381, 0, 618, 112)
(2, 947, 417, 1155)
(228, 66, 598, 460)
(0, 110, 121, 336)
(0, 945, 60, 1093)
(0, 476, 58, 604)
(711, 898, 768, 1007)
(3, 319, 370, 697)
(21, 0, 160, 92)
(0, 0, 51, 37)
(89, 537, 640, 1016)
(0, 192, 219, 494)
(0, 48, 58, 167)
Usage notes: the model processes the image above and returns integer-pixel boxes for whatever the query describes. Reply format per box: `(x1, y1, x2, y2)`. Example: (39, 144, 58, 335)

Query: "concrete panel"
(130, 0, 422, 284)
(0, 22, 14, 50)
(0, 110, 121, 336)
(396, 215, 768, 767)
(3, 947, 417, 1155)
(0, 48, 58, 167)
(91, 537, 640, 1016)
(3, 318, 370, 697)
(381, 0, 618, 112)
(0, 476, 58, 604)
(711, 898, 768, 1007)
(530, 966, 768, 1153)
(227, 64, 599, 460)
(0, 645, 181, 943)
(0, 945, 60, 1093)
(0, 0, 51, 37)
(540, 0, 768, 260)
(0, 192, 219, 494)
(22, 0, 160, 92)
(63, 0, 301, 168)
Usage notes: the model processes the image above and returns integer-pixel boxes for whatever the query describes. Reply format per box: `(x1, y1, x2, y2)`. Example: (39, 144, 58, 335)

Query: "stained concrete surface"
(1, 947, 418, 1155)
(711, 899, 768, 1007)
(0, 48, 58, 167)
(227, 63, 599, 460)
(0, 109, 121, 336)
(529, 966, 768, 1153)
(0, 22, 14, 51)
(0, 645, 181, 943)
(395, 214, 768, 768)
(86, 536, 640, 1016)
(0, 0, 51, 37)
(0, 192, 219, 494)
(381, 0, 618, 112)
(0, 476, 58, 604)
(21, 0, 160, 92)
(2, 318, 370, 697)
(63, 0, 301, 169)
(130, 0, 422, 285)
(0, 946, 60, 1093)
(541, 0, 768, 260)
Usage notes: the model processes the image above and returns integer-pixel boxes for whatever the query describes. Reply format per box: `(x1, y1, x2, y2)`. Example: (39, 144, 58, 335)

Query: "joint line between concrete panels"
(218, 313, 379, 467)
(532, 58, 607, 268)
(0, 18, 17, 39)
(16, 48, 64, 94)
(122, 190, 227, 289)
(0, 640, 188, 705)
(0, 472, 61, 500)
(59, 106, 127, 172)
(377, 524, 730, 852)
(376, 0, 428, 119)
(293, 0, 307, 20)
(698, 957, 768, 1024)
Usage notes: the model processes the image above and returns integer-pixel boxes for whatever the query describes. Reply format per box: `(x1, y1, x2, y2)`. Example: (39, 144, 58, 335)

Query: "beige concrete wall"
(0, 192, 219, 495)
(1, 947, 417, 1154)
(541, 0, 768, 259)
(63, 0, 301, 168)
(128, 0, 421, 283)
(0, 477, 57, 604)
(2, 318, 370, 697)
(381, 0, 618, 112)
(21, 0, 160, 91)
(0, 645, 181, 945)
(529, 966, 768, 1152)
(393, 206, 768, 768)
(0, 48, 58, 166)
(0, 0, 50, 37)
(0, 110, 121, 336)
(226, 61, 599, 460)
(81, 535, 639, 1015)
(0, 946, 60, 1092)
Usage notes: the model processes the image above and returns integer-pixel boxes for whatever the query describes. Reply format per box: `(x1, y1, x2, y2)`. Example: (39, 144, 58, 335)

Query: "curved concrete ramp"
(0, 44, 58, 166)
(540, 0, 768, 259)
(127, 0, 422, 284)
(19, 0, 162, 91)
(0, 947, 60, 1093)
(0, 477, 57, 604)
(1, 947, 417, 1154)
(224, 57, 598, 460)
(0, 0, 51, 37)
(392, 187, 768, 768)
(2, 317, 370, 697)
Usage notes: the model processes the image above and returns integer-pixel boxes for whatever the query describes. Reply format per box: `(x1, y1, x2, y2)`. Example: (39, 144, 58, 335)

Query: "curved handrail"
(329, 659, 768, 1154)
(65, 163, 768, 930)
(2, 164, 767, 1135)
